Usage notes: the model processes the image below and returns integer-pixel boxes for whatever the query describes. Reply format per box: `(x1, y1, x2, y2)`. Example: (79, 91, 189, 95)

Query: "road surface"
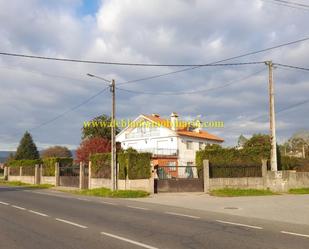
(0, 186, 308, 249)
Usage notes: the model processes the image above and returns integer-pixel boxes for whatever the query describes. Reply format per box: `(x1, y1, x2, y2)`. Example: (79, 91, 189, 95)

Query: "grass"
(0, 179, 53, 189)
(289, 188, 309, 195)
(210, 188, 277, 197)
(71, 187, 150, 198)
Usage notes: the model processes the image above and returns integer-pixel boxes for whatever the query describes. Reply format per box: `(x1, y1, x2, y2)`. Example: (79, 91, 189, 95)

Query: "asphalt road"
(0, 186, 309, 249)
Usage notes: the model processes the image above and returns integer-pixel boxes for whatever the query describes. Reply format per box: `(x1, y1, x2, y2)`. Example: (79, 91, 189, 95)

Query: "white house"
(116, 113, 224, 168)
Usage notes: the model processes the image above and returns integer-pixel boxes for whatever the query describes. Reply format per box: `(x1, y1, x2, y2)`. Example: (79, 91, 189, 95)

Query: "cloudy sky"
(0, 0, 309, 150)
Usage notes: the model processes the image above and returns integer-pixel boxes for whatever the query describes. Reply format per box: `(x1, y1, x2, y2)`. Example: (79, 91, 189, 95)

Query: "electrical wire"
(1, 36, 309, 67)
(117, 36, 309, 86)
(262, 0, 309, 11)
(28, 86, 110, 132)
(116, 68, 266, 96)
(274, 63, 309, 72)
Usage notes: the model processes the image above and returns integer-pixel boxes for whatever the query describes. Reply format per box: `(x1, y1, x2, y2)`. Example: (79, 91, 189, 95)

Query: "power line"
(28, 86, 110, 132)
(116, 68, 266, 96)
(1, 36, 309, 67)
(250, 98, 309, 122)
(274, 63, 309, 72)
(272, 0, 309, 8)
(0, 52, 264, 67)
(262, 0, 309, 11)
(118, 36, 309, 86)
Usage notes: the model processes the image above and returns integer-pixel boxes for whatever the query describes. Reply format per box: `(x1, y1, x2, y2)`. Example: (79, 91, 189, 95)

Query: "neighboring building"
(116, 113, 224, 170)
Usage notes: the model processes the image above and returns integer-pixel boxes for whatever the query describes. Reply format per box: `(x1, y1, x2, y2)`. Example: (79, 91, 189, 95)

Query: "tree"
(41, 146, 72, 159)
(76, 137, 111, 162)
(82, 114, 120, 140)
(237, 134, 248, 149)
(15, 131, 39, 160)
(243, 134, 271, 160)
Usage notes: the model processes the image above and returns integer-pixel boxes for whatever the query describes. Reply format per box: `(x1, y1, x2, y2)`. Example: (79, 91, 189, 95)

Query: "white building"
(116, 113, 224, 168)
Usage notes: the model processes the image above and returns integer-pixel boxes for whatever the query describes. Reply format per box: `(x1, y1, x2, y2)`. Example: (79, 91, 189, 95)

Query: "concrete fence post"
(4, 167, 8, 180)
(20, 166, 23, 177)
(55, 162, 60, 187)
(203, 160, 210, 193)
(88, 161, 92, 189)
(34, 164, 40, 185)
(262, 159, 267, 177)
(40, 164, 43, 179)
(262, 159, 268, 188)
(7, 167, 10, 180)
(79, 161, 85, 189)
(149, 163, 155, 195)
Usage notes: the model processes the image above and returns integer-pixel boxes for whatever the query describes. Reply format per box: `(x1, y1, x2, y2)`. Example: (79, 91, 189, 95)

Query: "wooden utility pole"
(266, 61, 278, 171)
(110, 79, 117, 190)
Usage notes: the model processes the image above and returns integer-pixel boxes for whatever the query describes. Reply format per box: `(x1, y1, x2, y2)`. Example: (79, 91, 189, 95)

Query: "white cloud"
(0, 0, 308, 149)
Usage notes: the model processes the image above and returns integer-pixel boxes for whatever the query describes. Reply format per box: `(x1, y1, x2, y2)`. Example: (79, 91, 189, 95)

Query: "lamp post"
(87, 73, 117, 190)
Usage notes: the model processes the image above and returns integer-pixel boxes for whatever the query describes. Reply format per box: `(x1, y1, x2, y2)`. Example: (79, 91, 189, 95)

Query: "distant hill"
(0, 150, 76, 162)
(0, 151, 13, 163)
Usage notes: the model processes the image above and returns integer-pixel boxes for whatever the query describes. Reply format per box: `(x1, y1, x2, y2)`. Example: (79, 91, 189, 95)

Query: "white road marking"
(127, 206, 149, 210)
(281, 231, 309, 238)
(101, 232, 159, 249)
(101, 201, 117, 205)
(12, 205, 26, 210)
(77, 198, 90, 201)
(55, 218, 88, 229)
(216, 220, 263, 230)
(165, 212, 200, 219)
(28, 210, 49, 217)
(0, 201, 9, 205)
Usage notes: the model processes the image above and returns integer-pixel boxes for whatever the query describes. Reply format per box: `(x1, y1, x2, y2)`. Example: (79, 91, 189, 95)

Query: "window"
(199, 142, 204, 150)
(186, 141, 193, 150)
(167, 161, 176, 171)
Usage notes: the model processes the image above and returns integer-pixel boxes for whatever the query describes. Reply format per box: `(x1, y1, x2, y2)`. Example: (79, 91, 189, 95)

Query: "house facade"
(116, 113, 224, 169)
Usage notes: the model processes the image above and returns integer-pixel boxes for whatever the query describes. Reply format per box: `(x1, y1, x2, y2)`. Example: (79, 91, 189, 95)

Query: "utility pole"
(266, 61, 278, 171)
(110, 79, 117, 191)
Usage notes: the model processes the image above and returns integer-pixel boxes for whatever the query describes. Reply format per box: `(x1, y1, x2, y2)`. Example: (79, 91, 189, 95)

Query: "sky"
(0, 0, 309, 150)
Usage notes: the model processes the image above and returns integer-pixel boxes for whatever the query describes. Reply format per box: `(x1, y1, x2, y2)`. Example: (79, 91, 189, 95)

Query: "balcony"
(137, 148, 178, 157)
(125, 131, 161, 139)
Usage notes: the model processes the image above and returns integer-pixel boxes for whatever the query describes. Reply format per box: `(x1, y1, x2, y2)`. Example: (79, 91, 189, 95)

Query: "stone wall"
(8, 175, 35, 184)
(203, 160, 309, 192)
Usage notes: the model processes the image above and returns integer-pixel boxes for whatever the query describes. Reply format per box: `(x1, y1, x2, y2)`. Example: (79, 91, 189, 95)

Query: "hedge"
(196, 146, 263, 178)
(42, 157, 73, 176)
(89, 153, 111, 178)
(7, 159, 42, 168)
(118, 151, 152, 180)
(91, 151, 151, 180)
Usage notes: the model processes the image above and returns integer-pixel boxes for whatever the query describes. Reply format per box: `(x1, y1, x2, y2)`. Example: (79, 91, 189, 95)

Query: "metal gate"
(59, 165, 80, 188)
(155, 166, 203, 193)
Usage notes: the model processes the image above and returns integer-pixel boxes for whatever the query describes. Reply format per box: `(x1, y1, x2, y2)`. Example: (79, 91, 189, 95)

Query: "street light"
(86, 73, 117, 191)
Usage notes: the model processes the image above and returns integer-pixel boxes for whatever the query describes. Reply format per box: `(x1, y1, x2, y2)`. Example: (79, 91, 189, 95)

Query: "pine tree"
(15, 131, 39, 160)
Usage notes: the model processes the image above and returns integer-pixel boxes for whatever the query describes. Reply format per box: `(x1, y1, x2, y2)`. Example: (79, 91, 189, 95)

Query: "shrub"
(42, 157, 73, 176)
(89, 153, 111, 178)
(90, 151, 151, 180)
(8, 159, 42, 167)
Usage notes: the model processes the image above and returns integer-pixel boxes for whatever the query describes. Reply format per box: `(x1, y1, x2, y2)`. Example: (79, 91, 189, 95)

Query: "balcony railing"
(136, 148, 178, 157)
(125, 131, 161, 139)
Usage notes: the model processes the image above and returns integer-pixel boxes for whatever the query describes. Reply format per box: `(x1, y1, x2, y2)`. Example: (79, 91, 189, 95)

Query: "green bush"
(8, 159, 42, 168)
(90, 151, 151, 180)
(127, 152, 151, 179)
(42, 157, 73, 176)
(196, 145, 263, 178)
(89, 153, 111, 178)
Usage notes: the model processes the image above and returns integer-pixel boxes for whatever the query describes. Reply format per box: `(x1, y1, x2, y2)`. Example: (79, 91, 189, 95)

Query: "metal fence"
(209, 165, 262, 178)
(22, 166, 35, 176)
(9, 167, 20, 176)
(157, 166, 201, 180)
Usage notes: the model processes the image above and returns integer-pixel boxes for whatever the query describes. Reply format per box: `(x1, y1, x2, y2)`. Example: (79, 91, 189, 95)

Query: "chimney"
(170, 112, 178, 131)
(193, 118, 202, 133)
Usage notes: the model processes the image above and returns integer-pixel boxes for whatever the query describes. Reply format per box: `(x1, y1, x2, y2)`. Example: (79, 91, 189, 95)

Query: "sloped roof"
(143, 114, 224, 142)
